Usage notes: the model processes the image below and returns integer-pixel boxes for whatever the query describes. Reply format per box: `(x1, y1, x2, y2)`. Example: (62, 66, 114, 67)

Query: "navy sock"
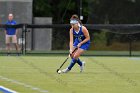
(68, 58, 77, 70)
(77, 58, 82, 66)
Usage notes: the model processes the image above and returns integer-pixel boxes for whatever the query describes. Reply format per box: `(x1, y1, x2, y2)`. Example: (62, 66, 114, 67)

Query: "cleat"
(80, 61, 85, 72)
(61, 68, 70, 73)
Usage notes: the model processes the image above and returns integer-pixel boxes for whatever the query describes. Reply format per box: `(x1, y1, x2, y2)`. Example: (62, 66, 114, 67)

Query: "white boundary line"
(129, 58, 140, 60)
(0, 86, 17, 93)
(0, 76, 48, 93)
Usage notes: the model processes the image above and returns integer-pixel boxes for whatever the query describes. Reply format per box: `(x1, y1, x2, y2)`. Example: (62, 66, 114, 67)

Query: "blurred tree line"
(33, 0, 140, 50)
(33, 0, 140, 24)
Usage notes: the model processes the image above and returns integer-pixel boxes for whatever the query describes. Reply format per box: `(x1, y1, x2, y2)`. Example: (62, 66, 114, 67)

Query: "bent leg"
(68, 58, 77, 70)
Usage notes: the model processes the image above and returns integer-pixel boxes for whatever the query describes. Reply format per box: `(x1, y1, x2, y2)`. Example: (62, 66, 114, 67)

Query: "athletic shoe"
(61, 68, 70, 73)
(7, 53, 10, 56)
(17, 53, 20, 56)
(80, 61, 85, 72)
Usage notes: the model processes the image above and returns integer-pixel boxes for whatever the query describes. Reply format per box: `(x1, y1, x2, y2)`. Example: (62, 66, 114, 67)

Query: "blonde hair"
(70, 14, 82, 25)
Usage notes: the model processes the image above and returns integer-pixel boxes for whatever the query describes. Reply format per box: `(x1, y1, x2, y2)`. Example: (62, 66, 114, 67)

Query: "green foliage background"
(33, 0, 140, 50)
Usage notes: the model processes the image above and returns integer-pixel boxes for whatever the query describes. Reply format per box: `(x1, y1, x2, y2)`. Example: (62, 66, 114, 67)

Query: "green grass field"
(0, 56, 140, 93)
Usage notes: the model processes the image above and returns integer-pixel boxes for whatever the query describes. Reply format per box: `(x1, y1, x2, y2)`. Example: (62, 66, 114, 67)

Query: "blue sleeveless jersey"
(73, 26, 90, 50)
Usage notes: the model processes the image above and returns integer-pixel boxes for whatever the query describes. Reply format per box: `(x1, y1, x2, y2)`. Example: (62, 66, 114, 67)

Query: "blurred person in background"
(5, 13, 19, 56)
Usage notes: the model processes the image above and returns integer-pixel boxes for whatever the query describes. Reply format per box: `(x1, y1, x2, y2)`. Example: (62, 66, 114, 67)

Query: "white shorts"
(6, 35, 17, 44)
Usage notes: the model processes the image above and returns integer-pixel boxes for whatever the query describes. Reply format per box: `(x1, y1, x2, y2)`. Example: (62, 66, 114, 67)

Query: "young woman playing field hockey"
(62, 14, 90, 73)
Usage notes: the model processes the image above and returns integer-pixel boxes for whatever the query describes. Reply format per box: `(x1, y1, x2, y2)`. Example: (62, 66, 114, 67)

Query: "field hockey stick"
(56, 48, 78, 73)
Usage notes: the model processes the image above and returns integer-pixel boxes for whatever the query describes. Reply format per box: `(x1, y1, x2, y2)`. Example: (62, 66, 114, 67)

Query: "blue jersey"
(5, 20, 17, 35)
(73, 26, 90, 50)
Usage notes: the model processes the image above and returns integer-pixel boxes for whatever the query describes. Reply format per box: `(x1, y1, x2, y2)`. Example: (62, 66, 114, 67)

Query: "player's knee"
(73, 54, 79, 59)
(6, 43, 10, 46)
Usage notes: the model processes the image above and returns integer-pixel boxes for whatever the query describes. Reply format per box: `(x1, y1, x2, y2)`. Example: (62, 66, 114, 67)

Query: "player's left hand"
(77, 43, 82, 48)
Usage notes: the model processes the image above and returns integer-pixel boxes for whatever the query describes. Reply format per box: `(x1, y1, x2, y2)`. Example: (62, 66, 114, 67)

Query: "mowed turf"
(0, 56, 140, 93)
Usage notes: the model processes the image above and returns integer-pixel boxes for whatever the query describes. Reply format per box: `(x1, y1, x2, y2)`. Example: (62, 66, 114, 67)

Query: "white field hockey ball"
(58, 70, 61, 74)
